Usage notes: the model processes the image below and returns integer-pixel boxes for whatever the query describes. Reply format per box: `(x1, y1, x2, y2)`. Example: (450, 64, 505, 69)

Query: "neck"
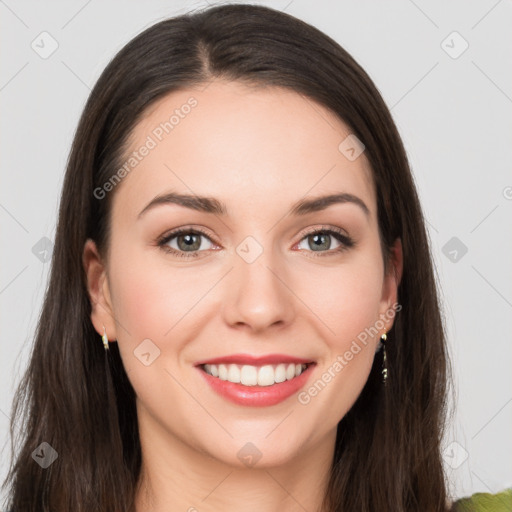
(134, 411, 335, 512)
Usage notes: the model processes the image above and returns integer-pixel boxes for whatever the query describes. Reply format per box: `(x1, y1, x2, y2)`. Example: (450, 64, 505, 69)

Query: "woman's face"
(85, 80, 402, 468)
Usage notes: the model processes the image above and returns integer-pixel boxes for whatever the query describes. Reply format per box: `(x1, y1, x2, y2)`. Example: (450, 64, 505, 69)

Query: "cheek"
(296, 254, 384, 409)
(295, 262, 383, 417)
(299, 255, 384, 345)
(106, 247, 212, 411)
(106, 242, 211, 369)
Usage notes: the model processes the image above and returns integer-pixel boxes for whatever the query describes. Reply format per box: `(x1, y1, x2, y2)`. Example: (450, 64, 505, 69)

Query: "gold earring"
(381, 331, 388, 385)
(102, 326, 109, 351)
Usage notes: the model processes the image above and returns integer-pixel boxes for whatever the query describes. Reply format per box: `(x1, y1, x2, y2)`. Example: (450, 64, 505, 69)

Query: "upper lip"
(195, 353, 315, 366)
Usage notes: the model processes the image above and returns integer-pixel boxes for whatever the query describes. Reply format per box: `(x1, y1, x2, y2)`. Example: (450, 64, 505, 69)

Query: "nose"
(222, 247, 296, 333)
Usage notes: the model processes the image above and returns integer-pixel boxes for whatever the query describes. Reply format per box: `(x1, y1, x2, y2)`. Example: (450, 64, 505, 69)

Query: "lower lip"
(196, 364, 316, 407)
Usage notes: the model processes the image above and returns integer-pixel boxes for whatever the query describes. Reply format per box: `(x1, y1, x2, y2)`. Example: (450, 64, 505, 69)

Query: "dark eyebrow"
(138, 193, 227, 218)
(290, 193, 370, 218)
(137, 192, 370, 219)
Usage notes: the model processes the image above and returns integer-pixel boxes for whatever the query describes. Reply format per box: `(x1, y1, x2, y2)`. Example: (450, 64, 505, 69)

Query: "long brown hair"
(2, 4, 455, 511)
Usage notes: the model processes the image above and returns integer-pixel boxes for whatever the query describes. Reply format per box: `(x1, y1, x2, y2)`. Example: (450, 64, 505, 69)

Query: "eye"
(157, 225, 355, 259)
(295, 226, 355, 256)
(157, 227, 217, 258)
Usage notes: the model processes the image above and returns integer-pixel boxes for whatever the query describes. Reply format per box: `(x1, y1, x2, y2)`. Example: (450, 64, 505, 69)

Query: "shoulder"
(450, 487, 512, 511)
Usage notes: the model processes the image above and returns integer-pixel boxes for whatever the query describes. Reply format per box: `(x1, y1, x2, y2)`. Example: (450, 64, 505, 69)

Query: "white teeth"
(218, 364, 228, 380)
(240, 365, 258, 386)
(203, 362, 309, 386)
(228, 364, 241, 383)
(274, 364, 287, 383)
(257, 365, 274, 386)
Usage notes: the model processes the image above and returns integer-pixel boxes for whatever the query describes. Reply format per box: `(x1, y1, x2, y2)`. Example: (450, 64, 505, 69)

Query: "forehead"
(113, 79, 376, 221)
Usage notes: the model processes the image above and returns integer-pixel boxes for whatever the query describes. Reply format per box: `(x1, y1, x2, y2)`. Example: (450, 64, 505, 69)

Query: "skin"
(83, 79, 403, 512)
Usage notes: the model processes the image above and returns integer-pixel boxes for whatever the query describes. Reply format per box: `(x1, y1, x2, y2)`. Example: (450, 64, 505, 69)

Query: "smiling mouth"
(200, 362, 314, 387)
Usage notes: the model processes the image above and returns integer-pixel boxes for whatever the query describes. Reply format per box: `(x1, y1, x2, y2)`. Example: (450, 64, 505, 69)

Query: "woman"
(2, 3, 509, 511)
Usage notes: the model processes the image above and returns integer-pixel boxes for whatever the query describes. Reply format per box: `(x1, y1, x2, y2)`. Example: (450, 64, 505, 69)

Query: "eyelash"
(156, 225, 355, 259)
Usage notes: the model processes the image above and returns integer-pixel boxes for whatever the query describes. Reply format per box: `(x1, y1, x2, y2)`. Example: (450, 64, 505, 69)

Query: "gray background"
(1, 0, 511, 504)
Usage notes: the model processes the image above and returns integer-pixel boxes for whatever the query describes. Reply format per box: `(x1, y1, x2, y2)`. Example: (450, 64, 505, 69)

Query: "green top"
(451, 488, 512, 511)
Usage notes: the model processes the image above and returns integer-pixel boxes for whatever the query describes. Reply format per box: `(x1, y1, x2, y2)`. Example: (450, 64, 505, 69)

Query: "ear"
(83, 239, 117, 342)
(378, 237, 403, 332)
